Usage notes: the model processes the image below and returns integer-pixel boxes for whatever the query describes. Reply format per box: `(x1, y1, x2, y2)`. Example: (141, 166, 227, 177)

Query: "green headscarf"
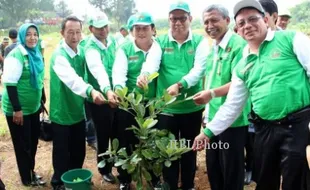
(18, 23, 44, 89)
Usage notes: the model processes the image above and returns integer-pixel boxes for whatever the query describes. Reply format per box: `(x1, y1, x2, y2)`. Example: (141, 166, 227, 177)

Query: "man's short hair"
(3, 37, 9, 43)
(8, 29, 17, 39)
(259, 0, 278, 16)
(202, 4, 230, 19)
(61, 16, 82, 31)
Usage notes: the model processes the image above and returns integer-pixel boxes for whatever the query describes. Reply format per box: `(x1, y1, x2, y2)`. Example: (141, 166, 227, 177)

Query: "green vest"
(1, 46, 44, 116)
(157, 34, 205, 114)
(206, 33, 249, 127)
(84, 36, 116, 90)
(120, 41, 156, 99)
(79, 36, 91, 48)
(49, 45, 86, 125)
(235, 31, 310, 120)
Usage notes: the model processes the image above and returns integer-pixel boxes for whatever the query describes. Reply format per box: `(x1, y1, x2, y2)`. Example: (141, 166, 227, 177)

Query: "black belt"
(249, 105, 310, 126)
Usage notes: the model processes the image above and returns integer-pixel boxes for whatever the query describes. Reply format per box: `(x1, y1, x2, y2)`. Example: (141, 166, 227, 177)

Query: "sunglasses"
(169, 16, 188, 23)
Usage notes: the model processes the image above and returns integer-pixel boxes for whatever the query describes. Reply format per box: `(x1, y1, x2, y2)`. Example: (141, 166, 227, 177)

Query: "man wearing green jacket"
(137, 2, 208, 189)
(112, 12, 161, 190)
(193, 0, 310, 189)
(193, 4, 249, 190)
(83, 14, 119, 184)
(49, 16, 106, 190)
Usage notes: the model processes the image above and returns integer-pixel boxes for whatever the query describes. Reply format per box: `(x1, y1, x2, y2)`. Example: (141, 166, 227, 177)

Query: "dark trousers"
(115, 108, 159, 185)
(253, 120, 309, 190)
(84, 102, 96, 144)
(206, 126, 247, 190)
(87, 102, 115, 175)
(51, 120, 86, 187)
(6, 110, 41, 185)
(245, 132, 255, 172)
(157, 109, 203, 190)
(115, 109, 139, 183)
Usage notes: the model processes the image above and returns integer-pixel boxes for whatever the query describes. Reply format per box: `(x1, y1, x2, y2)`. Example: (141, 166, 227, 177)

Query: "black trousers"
(157, 109, 203, 190)
(51, 120, 86, 187)
(6, 109, 41, 185)
(206, 126, 247, 190)
(245, 131, 255, 172)
(84, 102, 96, 144)
(115, 108, 159, 185)
(87, 102, 115, 175)
(253, 120, 309, 190)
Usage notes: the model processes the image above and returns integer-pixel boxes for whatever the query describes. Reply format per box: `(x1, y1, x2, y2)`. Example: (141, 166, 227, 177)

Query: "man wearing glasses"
(193, 4, 249, 190)
(193, 0, 310, 189)
(137, 1, 208, 189)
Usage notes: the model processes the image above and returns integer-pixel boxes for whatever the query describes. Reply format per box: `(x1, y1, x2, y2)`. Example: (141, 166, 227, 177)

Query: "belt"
(249, 106, 310, 126)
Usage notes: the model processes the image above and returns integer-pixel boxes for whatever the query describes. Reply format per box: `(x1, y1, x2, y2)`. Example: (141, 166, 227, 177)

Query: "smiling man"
(193, 0, 310, 189)
(136, 1, 209, 189)
(193, 4, 249, 190)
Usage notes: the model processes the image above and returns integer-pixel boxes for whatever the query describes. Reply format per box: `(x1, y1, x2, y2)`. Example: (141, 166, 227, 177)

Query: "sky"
(61, 0, 307, 19)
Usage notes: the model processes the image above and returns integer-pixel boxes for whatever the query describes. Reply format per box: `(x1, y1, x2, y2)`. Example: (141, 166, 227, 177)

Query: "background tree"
(37, 0, 55, 12)
(55, 0, 72, 18)
(88, 0, 135, 27)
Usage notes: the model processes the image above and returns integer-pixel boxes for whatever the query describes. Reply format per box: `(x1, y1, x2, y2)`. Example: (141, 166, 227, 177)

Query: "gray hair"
(202, 4, 230, 19)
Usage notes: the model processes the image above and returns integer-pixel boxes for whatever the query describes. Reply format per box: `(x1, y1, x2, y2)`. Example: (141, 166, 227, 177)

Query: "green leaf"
(115, 88, 125, 99)
(135, 104, 145, 118)
(143, 118, 157, 129)
(149, 104, 155, 116)
(115, 159, 127, 167)
(153, 162, 162, 177)
(147, 72, 159, 82)
(141, 149, 153, 160)
(142, 169, 152, 181)
(131, 155, 142, 164)
(127, 164, 136, 174)
(164, 160, 172, 167)
(135, 93, 143, 105)
(155, 140, 167, 152)
(117, 147, 128, 157)
(97, 160, 106, 168)
(112, 138, 119, 151)
(136, 178, 143, 190)
(127, 92, 135, 102)
(123, 87, 128, 96)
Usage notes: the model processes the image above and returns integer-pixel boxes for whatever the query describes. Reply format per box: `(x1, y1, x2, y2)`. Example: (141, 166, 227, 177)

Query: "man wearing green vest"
(49, 16, 106, 190)
(137, 2, 208, 189)
(83, 14, 119, 184)
(112, 12, 161, 190)
(193, 4, 248, 190)
(193, 0, 310, 189)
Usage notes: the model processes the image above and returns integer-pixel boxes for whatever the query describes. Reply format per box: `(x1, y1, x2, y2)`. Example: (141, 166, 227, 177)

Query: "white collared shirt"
(2, 45, 28, 84)
(206, 30, 310, 136)
(52, 41, 91, 98)
(204, 30, 233, 123)
(112, 40, 161, 88)
(143, 30, 209, 89)
(84, 35, 113, 93)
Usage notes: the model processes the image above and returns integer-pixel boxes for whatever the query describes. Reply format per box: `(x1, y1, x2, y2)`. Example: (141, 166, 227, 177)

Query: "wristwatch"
(210, 89, 216, 99)
(177, 82, 183, 89)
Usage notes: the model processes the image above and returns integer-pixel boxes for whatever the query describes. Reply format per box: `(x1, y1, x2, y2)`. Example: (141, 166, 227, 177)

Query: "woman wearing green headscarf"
(1, 23, 46, 186)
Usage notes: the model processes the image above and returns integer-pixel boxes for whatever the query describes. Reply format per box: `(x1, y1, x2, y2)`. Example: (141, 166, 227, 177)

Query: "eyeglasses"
(236, 15, 262, 29)
(169, 16, 188, 23)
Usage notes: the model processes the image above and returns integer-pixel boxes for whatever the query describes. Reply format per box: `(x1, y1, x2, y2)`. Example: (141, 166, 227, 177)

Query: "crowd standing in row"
(1, 0, 309, 190)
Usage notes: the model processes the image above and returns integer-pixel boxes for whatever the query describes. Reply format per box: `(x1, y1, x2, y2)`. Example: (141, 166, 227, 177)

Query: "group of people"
(0, 0, 309, 190)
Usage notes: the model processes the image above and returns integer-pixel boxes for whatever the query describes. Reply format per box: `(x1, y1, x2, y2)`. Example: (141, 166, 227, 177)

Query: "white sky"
(63, 0, 307, 19)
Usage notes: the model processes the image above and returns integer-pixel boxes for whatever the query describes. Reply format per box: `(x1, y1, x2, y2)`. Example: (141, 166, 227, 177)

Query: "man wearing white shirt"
(83, 14, 119, 184)
(137, 2, 208, 189)
(193, 4, 249, 190)
(49, 16, 107, 190)
(193, 0, 310, 190)
(112, 12, 161, 190)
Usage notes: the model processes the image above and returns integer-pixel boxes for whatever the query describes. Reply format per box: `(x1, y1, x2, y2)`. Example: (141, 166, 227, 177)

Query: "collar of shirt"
(91, 34, 111, 50)
(243, 29, 275, 57)
(133, 39, 156, 56)
(212, 29, 233, 51)
(168, 29, 193, 44)
(18, 44, 28, 56)
(62, 40, 80, 58)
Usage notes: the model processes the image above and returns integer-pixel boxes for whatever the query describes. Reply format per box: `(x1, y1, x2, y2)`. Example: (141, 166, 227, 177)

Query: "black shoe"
(103, 173, 116, 183)
(119, 182, 130, 190)
(23, 177, 46, 187)
(244, 171, 252, 185)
